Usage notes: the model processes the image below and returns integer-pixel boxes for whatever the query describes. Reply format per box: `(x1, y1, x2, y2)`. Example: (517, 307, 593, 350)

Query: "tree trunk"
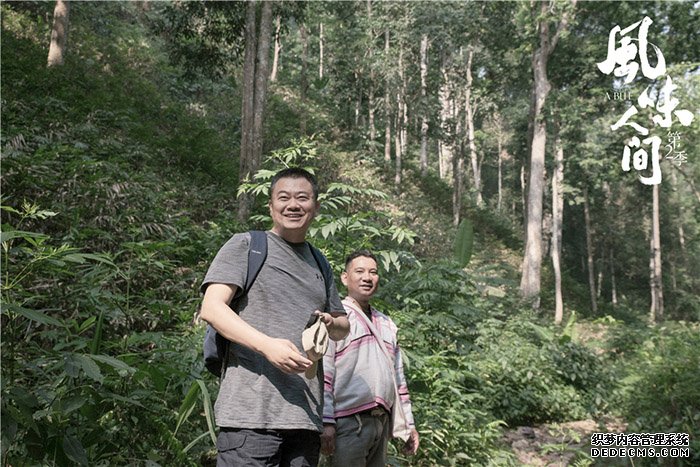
(452, 151, 464, 227)
(367, 0, 376, 142)
(519, 0, 576, 307)
(319, 23, 324, 79)
(398, 42, 408, 165)
(464, 48, 482, 207)
(47, 0, 70, 67)
(650, 183, 664, 321)
(238, 0, 258, 222)
(610, 247, 618, 306)
(300, 23, 309, 135)
(551, 129, 564, 324)
(270, 15, 281, 82)
(452, 95, 464, 227)
(438, 53, 453, 181)
(395, 104, 402, 186)
(520, 48, 548, 307)
(238, 0, 273, 223)
(251, 0, 273, 166)
(584, 187, 598, 315)
(420, 34, 429, 176)
(355, 71, 362, 128)
(384, 30, 391, 164)
(498, 145, 505, 213)
(395, 39, 406, 187)
(520, 163, 526, 216)
(670, 170, 687, 255)
(401, 86, 408, 158)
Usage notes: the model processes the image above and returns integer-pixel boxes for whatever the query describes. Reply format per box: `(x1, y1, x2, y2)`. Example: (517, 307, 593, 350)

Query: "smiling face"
(341, 255, 379, 306)
(268, 176, 320, 243)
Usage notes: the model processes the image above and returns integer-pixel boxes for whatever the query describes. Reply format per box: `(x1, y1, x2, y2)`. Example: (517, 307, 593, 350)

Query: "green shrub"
(470, 314, 612, 427)
(621, 324, 700, 465)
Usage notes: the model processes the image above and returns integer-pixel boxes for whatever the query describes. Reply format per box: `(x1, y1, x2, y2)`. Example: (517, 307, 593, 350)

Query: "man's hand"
(402, 428, 420, 455)
(320, 424, 336, 455)
(314, 310, 350, 340)
(260, 337, 312, 374)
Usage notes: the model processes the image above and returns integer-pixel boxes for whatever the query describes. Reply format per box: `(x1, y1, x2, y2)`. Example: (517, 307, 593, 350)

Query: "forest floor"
(503, 417, 627, 466)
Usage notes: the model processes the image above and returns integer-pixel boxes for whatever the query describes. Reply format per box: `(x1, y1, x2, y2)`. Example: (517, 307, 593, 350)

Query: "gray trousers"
(331, 411, 391, 467)
(217, 428, 321, 467)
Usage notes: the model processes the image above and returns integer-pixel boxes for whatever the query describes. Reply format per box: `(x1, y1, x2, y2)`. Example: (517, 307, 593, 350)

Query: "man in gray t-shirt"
(200, 168, 349, 467)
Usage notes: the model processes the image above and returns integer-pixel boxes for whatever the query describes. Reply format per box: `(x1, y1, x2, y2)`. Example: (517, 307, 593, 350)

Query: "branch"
(669, 163, 700, 205)
(547, 0, 577, 55)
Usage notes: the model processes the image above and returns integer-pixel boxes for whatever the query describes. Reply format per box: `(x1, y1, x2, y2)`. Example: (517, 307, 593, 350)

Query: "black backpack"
(202, 230, 334, 377)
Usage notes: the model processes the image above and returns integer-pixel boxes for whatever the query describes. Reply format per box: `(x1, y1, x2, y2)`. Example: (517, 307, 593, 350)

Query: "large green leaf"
(175, 380, 200, 435)
(64, 354, 104, 384)
(3, 303, 64, 327)
(62, 435, 88, 466)
(453, 219, 474, 268)
(90, 354, 136, 377)
(0, 229, 48, 244)
(197, 379, 217, 445)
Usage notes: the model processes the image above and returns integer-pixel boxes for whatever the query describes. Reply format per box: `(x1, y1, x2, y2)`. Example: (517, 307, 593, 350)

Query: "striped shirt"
(323, 298, 415, 428)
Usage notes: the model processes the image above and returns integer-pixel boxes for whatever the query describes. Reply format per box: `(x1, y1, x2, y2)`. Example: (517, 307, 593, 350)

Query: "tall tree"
(463, 47, 482, 207)
(383, 29, 392, 165)
(299, 22, 309, 135)
(319, 22, 324, 79)
(366, 0, 377, 142)
(650, 183, 664, 321)
(419, 34, 429, 176)
(438, 51, 454, 181)
(583, 186, 597, 315)
(551, 122, 565, 324)
(270, 15, 281, 82)
(47, 0, 70, 67)
(519, 0, 577, 307)
(238, 0, 274, 222)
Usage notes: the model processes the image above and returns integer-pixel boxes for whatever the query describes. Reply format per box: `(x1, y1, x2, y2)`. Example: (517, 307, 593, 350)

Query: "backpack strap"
(213, 230, 268, 378)
(231, 230, 268, 303)
(308, 243, 334, 310)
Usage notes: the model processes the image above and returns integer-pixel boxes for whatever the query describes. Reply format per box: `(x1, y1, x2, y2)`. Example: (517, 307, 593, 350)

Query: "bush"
(620, 323, 700, 465)
(470, 313, 612, 427)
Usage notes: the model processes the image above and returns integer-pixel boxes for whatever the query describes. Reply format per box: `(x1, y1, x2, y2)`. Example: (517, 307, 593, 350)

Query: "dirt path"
(503, 418, 627, 466)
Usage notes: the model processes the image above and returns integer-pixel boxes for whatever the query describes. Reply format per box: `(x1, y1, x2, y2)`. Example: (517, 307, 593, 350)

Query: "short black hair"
(270, 167, 319, 201)
(344, 249, 379, 270)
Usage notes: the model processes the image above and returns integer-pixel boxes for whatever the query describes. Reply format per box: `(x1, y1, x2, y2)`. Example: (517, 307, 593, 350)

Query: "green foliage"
(1, 204, 201, 465)
(616, 323, 700, 464)
(470, 313, 612, 427)
(376, 259, 613, 464)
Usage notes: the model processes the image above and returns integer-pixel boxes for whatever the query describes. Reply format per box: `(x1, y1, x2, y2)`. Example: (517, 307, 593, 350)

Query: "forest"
(1, 1, 698, 466)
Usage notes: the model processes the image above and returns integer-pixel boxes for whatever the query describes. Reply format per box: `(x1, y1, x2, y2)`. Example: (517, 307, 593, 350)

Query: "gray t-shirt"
(201, 231, 344, 431)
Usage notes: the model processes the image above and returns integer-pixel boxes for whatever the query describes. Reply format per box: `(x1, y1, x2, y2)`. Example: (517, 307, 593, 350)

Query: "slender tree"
(366, 0, 377, 142)
(419, 34, 429, 176)
(583, 186, 598, 315)
(519, 0, 577, 307)
(551, 123, 565, 324)
(438, 51, 454, 181)
(270, 15, 281, 82)
(464, 47, 482, 207)
(47, 0, 70, 67)
(238, 0, 274, 222)
(319, 22, 324, 79)
(383, 29, 392, 165)
(650, 183, 664, 321)
(300, 22, 309, 135)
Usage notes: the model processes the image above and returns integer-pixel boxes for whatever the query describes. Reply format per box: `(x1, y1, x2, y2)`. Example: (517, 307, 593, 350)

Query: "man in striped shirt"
(320, 250, 419, 466)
